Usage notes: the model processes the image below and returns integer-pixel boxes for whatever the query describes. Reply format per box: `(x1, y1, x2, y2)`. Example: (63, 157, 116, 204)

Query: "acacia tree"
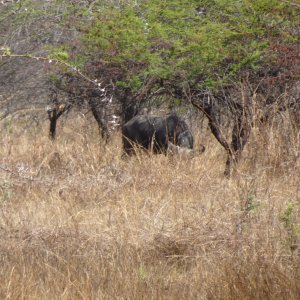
(0, 1, 116, 140)
(75, 0, 300, 175)
(1, 0, 299, 175)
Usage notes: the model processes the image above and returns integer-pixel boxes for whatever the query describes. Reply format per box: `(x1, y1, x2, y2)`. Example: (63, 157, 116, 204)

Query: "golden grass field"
(0, 113, 299, 299)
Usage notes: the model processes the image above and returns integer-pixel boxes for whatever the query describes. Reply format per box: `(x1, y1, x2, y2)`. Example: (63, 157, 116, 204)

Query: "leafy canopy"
(77, 0, 299, 89)
(2, 0, 299, 91)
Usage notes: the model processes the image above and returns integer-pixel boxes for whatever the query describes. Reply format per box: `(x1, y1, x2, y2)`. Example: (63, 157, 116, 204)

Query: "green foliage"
(48, 73, 60, 83)
(50, 46, 69, 62)
(245, 192, 259, 213)
(0, 46, 11, 56)
(0, 2, 19, 20)
(77, 0, 300, 89)
(138, 264, 148, 281)
(279, 202, 300, 252)
(2, 0, 299, 92)
(0, 179, 12, 202)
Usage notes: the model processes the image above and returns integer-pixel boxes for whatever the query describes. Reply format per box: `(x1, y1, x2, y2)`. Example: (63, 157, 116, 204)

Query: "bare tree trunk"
(47, 108, 58, 140)
(47, 103, 70, 140)
(88, 98, 109, 142)
(224, 112, 252, 177)
(191, 94, 252, 177)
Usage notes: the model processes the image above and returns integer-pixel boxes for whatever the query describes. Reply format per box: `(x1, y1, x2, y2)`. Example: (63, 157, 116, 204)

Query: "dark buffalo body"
(122, 114, 194, 154)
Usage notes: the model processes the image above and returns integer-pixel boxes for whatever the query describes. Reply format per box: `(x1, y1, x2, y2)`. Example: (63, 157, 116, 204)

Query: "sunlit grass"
(0, 113, 299, 299)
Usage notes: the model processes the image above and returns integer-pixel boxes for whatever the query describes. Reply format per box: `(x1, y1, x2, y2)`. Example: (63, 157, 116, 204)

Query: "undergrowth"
(0, 112, 299, 299)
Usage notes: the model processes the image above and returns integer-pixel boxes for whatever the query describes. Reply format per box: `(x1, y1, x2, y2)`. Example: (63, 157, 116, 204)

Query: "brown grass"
(0, 114, 299, 299)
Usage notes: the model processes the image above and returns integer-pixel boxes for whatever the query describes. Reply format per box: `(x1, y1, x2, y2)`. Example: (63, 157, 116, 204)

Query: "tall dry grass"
(0, 113, 299, 299)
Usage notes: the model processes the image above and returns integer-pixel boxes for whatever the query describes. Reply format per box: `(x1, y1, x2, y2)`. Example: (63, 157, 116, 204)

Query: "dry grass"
(0, 114, 300, 299)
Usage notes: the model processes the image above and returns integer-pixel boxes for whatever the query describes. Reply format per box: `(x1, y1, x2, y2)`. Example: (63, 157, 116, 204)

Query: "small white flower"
(49, 59, 52, 63)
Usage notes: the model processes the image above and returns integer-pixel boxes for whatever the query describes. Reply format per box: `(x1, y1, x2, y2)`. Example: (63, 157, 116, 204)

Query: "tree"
(1, 0, 299, 175)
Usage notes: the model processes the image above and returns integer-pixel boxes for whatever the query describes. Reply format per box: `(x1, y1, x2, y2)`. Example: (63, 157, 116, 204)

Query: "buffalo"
(122, 113, 203, 156)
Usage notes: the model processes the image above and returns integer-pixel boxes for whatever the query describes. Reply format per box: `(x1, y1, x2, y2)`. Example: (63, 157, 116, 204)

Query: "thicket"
(2, 0, 299, 95)
(76, 0, 300, 90)
(1, 0, 300, 174)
